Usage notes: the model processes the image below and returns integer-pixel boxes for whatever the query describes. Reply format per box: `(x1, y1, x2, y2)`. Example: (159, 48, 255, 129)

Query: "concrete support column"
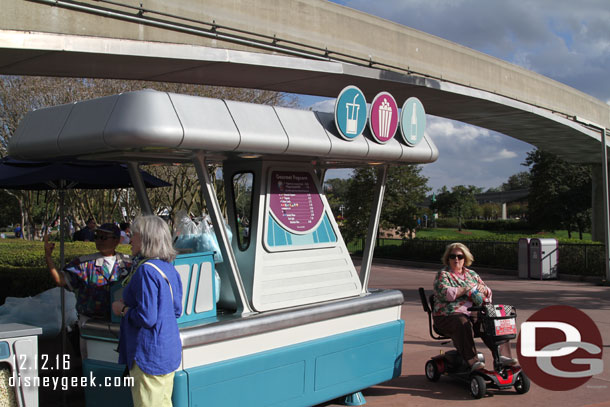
(592, 164, 607, 242)
(501, 202, 507, 220)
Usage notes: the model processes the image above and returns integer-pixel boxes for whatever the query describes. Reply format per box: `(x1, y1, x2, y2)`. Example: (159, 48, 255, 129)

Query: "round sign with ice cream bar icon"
(369, 92, 398, 144)
(334, 86, 368, 141)
(400, 97, 426, 146)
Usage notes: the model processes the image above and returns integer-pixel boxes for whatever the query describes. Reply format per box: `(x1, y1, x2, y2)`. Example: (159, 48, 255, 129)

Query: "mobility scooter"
(418, 288, 530, 398)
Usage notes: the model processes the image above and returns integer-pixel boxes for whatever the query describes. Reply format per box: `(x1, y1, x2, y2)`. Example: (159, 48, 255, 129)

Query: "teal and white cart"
(9, 90, 438, 406)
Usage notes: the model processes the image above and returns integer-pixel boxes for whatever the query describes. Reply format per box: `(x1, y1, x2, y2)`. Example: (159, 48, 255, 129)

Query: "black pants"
(433, 313, 512, 365)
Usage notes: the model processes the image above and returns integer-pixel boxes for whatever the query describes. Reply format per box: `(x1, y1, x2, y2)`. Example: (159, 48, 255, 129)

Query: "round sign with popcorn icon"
(369, 92, 398, 144)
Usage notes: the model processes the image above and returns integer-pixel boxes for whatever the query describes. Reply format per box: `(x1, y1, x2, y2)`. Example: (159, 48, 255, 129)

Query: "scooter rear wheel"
(470, 375, 486, 399)
(514, 372, 531, 394)
(425, 360, 441, 382)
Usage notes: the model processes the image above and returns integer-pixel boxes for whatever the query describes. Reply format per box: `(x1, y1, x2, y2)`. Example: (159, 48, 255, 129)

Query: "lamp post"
(575, 116, 609, 283)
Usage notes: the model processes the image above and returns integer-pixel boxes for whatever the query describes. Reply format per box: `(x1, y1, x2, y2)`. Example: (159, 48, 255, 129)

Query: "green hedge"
(434, 219, 539, 232)
(0, 265, 54, 305)
(370, 240, 518, 269)
(353, 239, 603, 277)
(462, 219, 530, 232)
(433, 218, 528, 230)
(434, 218, 459, 228)
(0, 240, 131, 304)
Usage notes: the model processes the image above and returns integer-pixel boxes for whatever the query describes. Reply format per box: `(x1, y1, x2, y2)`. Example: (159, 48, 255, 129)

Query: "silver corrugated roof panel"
(8, 90, 439, 166)
(104, 91, 184, 149)
(12, 102, 73, 159)
(59, 95, 119, 156)
(170, 94, 241, 151)
(224, 100, 288, 154)
(315, 111, 370, 160)
(274, 107, 332, 157)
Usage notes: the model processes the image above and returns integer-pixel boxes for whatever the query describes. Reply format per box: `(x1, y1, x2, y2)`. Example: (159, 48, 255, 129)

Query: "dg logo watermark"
(517, 305, 604, 391)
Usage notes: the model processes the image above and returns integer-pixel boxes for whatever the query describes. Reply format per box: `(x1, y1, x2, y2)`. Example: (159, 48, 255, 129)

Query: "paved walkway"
(332, 261, 610, 407)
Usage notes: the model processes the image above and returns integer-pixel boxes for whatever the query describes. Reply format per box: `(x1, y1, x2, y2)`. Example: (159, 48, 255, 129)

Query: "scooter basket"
(481, 304, 517, 341)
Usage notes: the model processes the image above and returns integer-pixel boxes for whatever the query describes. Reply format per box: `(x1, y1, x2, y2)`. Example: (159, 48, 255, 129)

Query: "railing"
(348, 238, 605, 277)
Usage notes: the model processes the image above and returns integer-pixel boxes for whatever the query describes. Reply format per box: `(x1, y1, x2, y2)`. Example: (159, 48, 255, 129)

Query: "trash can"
(529, 238, 558, 279)
(518, 238, 531, 279)
(0, 323, 43, 407)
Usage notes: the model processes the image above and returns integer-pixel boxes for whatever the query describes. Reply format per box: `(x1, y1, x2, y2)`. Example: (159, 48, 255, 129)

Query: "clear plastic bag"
(173, 210, 233, 264)
(173, 210, 202, 236)
(0, 287, 77, 337)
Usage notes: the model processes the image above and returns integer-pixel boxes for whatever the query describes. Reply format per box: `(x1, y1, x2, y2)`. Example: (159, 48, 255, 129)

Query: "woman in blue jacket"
(112, 215, 183, 407)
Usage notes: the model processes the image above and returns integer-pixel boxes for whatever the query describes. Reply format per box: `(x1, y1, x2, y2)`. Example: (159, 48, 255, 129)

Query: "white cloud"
(426, 116, 499, 143)
(480, 149, 518, 162)
(420, 116, 531, 191)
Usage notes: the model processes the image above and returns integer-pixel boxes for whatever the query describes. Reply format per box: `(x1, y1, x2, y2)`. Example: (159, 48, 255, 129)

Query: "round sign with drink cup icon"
(334, 86, 368, 141)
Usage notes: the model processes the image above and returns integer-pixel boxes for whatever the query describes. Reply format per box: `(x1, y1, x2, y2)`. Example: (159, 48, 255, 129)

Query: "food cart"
(8, 89, 438, 406)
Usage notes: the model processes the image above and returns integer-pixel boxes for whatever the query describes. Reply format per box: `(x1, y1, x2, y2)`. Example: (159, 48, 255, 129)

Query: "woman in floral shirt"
(432, 242, 516, 371)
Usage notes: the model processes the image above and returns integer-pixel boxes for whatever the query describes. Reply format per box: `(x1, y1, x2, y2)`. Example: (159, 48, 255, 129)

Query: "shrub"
(0, 240, 131, 304)
(462, 219, 530, 232)
(0, 266, 54, 305)
(434, 218, 458, 228)
(357, 238, 603, 277)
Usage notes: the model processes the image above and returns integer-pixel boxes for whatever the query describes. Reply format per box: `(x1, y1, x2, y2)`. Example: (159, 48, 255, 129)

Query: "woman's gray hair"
(131, 215, 177, 262)
(441, 242, 474, 267)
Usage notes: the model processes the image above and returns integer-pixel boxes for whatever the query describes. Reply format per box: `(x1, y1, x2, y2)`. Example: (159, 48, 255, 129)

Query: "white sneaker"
(470, 361, 486, 371)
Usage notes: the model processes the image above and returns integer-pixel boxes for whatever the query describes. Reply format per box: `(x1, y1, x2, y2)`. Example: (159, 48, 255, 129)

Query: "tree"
(323, 177, 352, 220)
(0, 190, 19, 227)
(342, 165, 430, 243)
(524, 149, 591, 239)
(480, 202, 501, 220)
(383, 166, 430, 238)
(342, 169, 375, 243)
(501, 171, 532, 191)
(435, 185, 482, 230)
(507, 202, 528, 219)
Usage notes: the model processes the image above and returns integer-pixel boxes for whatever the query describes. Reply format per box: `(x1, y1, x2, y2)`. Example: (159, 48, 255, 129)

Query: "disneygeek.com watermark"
(6, 354, 133, 390)
(9, 372, 134, 391)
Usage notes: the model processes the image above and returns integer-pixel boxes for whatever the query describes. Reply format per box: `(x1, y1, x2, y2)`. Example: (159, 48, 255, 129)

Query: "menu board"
(268, 170, 325, 234)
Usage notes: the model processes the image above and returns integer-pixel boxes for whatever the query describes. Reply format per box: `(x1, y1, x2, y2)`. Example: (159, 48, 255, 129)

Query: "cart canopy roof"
(9, 90, 438, 167)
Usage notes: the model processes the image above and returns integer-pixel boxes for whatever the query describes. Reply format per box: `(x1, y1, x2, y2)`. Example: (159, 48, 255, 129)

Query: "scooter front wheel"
(425, 360, 441, 382)
(514, 372, 531, 394)
(470, 375, 486, 399)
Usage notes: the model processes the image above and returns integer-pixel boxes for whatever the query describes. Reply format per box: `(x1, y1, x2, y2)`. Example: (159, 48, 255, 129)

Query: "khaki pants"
(130, 362, 175, 407)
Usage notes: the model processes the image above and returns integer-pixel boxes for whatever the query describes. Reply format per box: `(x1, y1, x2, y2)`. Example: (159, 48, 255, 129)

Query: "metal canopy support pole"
(59, 188, 66, 356)
(127, 162, 153, 215)
(316, 168, 327, 185)
(575, 117, 610, 283)
(601, 127, 610, 283)
(360, 166, 388, 293)
(58, 186, 68, 407)
(192, 152, 253, 314)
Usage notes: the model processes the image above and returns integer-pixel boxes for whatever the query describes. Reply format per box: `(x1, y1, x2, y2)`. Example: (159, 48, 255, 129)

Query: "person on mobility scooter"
(418, 242, 530, 398)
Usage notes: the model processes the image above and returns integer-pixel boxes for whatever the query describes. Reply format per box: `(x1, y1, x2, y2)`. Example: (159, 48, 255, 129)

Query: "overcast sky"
(307, 0, 610, 192)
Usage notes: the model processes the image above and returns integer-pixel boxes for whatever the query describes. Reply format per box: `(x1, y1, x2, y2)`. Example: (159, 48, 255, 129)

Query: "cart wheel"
(514, 372, 531, 394)
(425, 360, 441, 382)
(470, 375, 487, 399)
